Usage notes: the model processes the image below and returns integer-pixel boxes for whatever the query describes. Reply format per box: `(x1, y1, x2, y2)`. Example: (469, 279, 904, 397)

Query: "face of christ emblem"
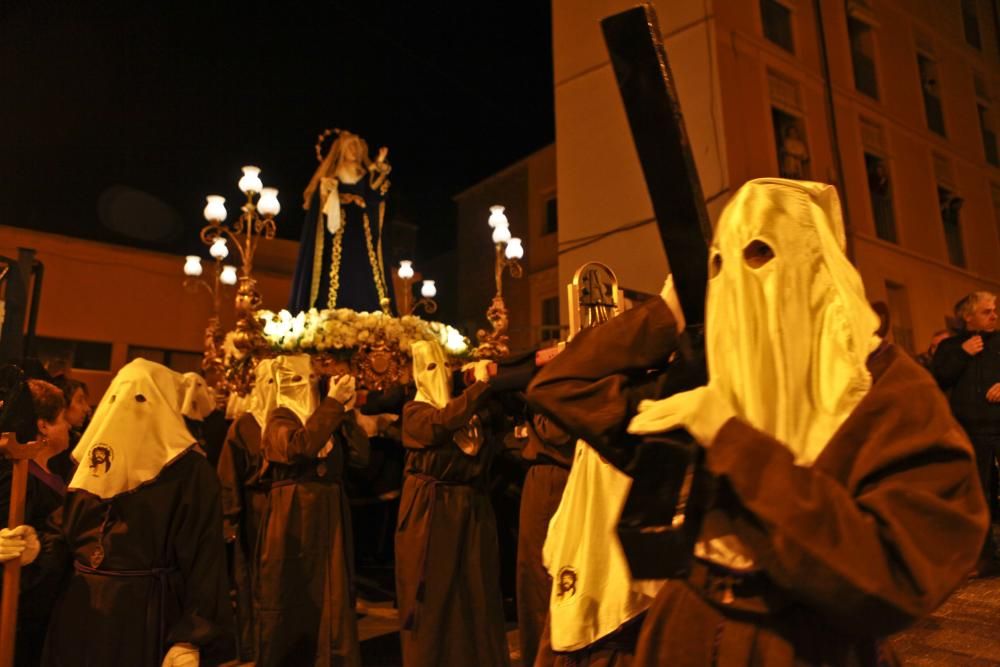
(556, 566, 577, 599)
(88, 444, 113, 476)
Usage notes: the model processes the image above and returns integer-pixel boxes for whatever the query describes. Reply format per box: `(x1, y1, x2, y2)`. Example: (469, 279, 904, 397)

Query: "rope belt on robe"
(400, 472, 480, 631)
(72, 561, 179, 661)
(263, 461, 357, 600)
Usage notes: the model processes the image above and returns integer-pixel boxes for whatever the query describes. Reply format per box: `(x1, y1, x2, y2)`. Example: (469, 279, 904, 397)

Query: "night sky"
(0, 0, 554, 260)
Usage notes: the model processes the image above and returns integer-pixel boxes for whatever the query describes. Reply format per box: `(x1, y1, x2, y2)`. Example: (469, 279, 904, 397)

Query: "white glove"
(161, 643, 199, 667)
(0, 525, 40, 565)
(660, 274, 686, 333)
(626, 385, 736, 446)
(472, 360, 492, 383)
(328, 374, 356, 407)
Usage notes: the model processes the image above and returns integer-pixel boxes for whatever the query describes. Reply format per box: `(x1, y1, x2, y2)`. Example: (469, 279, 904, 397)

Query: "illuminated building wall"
(1, 226, 295, 397)
(552, 0, 1000, 352)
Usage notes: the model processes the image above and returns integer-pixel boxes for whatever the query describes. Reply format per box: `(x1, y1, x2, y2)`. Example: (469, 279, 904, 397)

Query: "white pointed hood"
(180, 372, 216, 421)
(411, 340, 451, 409)
(705, 178, 880, 464)
(247, 358, 279, 428)
(70, 358, 197, 499)
(273, 354, 319, 425)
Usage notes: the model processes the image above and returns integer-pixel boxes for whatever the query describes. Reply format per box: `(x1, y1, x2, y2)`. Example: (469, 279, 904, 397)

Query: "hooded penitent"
(694, 178, 881, 568)
(705, 178, 880, 465)
(69, 358, 198, 499)
(272, 354, 319, 426)
(247, 358, 279, 428)
(180, 372, 216, 421)
(410, 340, 484, 456)
(411, 341, 450, 410)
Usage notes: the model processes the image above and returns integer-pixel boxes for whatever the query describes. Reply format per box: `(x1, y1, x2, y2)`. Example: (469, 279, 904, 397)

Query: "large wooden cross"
(0, 432, 44, 667)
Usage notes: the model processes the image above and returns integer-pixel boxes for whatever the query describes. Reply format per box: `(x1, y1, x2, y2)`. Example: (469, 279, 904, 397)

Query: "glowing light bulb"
(183, 256, 203, 277)
(398, 260, 414, 279)
(505, 237, 524, 260)
(420, 280, 437, 298)
(220, 265, 238, 286)
(238, 165, 263, 194)
(209, 237, 229, 260)
(488, 205, 507, 228)
(258, 187, 280, 216)
(492, 222, 511, 244)
(203, 195, 226, 223)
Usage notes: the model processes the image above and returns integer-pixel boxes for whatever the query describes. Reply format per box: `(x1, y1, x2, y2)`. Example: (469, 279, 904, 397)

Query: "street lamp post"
(474, 205, 524, 359)
(396, 260, 439, 316)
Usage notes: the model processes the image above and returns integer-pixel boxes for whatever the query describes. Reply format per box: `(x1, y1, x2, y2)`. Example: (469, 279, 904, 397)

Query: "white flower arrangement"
(258, 308, 470, 358)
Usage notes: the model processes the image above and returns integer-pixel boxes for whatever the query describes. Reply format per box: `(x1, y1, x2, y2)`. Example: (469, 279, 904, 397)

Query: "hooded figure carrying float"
(253, 354, 369, 667)
(528, 179, 987, 666)
(395, 341, 510, 667)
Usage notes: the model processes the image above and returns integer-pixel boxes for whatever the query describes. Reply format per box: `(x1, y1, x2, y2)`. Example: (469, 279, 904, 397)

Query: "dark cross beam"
(601, 3, 711, 326)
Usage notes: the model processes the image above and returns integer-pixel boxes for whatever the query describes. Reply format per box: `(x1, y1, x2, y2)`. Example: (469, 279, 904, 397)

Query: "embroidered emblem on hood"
(557, 566, 577, 599)
(88, 444, 113, 476)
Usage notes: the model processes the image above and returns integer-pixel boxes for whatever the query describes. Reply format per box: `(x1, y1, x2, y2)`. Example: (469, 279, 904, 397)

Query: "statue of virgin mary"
(288, 129, 395, 314)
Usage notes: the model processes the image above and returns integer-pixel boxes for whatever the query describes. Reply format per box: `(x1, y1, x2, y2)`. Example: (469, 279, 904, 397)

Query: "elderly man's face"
(965, 298, 998, 332)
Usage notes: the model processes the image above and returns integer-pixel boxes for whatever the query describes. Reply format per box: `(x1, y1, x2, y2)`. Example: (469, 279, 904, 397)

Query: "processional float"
(185, 128, 527, 403)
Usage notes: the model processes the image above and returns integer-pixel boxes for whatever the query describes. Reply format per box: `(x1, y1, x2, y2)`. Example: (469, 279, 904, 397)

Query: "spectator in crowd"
(933, 290, 1000, 574)
(917, 329, 952, 370)
(0, 369, 71, 667)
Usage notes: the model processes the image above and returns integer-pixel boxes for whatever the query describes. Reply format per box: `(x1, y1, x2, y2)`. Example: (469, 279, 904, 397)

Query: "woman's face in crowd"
(38, 409, 72, 454)
(65, 388, 91, 429)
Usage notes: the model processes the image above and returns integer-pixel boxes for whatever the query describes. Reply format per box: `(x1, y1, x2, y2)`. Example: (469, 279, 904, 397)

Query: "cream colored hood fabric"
(180, 372, 216, 421)
(543, 441, 659, 651)
(248, 358, 279, 428)
(273, 354, 319, 426)
(411, 340, 450, 409)
(70, 359, 197, 499)
(225, 392, 251, 421)
(706, 178, 880, 465)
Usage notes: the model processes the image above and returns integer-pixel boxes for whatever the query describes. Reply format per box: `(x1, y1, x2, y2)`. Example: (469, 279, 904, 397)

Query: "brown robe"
(216, 413, 267, 663)
(396, 381, 511, 667)
(256, 398, 365, 667)
(37, 450, 232, 667)
(528, 297, 989, 666)
(516, 414, 573, 667)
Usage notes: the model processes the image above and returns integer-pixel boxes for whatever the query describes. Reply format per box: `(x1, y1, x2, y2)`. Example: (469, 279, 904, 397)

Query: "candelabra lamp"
(198, 165, 281, 393)
(396, 260, 439, 316)
(201, 166, 280, 348)
(182, 242, 238, 377)
(474, 205, 524, 359)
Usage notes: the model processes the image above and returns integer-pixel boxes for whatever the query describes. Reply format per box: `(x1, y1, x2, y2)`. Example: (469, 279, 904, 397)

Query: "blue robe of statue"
(288, 178, 394, 314)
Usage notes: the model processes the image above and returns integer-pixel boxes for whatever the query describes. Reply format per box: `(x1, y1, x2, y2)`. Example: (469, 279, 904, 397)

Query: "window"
(864, 153, 896, 242)
(962, 0, 982, 50)
(540, 296, 561, 343)
(918, 54, 946, 136)
(761, 0, 794, 53)
(127, 346, 203, 373)
(771, 108, 809, 179)
(860, 119, 896, 242)
(544, 196, 558, 235)
(34, 337, 112, 373)
(848, 17, 879, 99)
(885, 281, 915, 354)
(938, 186, 965, 267)
(979, 104, 998, 166)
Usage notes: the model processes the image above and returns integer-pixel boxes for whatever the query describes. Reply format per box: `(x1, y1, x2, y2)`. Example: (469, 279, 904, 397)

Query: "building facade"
(454, 145, 561, 353)
(552, 0, 1000, 353)
(1, 226, 296, 397)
